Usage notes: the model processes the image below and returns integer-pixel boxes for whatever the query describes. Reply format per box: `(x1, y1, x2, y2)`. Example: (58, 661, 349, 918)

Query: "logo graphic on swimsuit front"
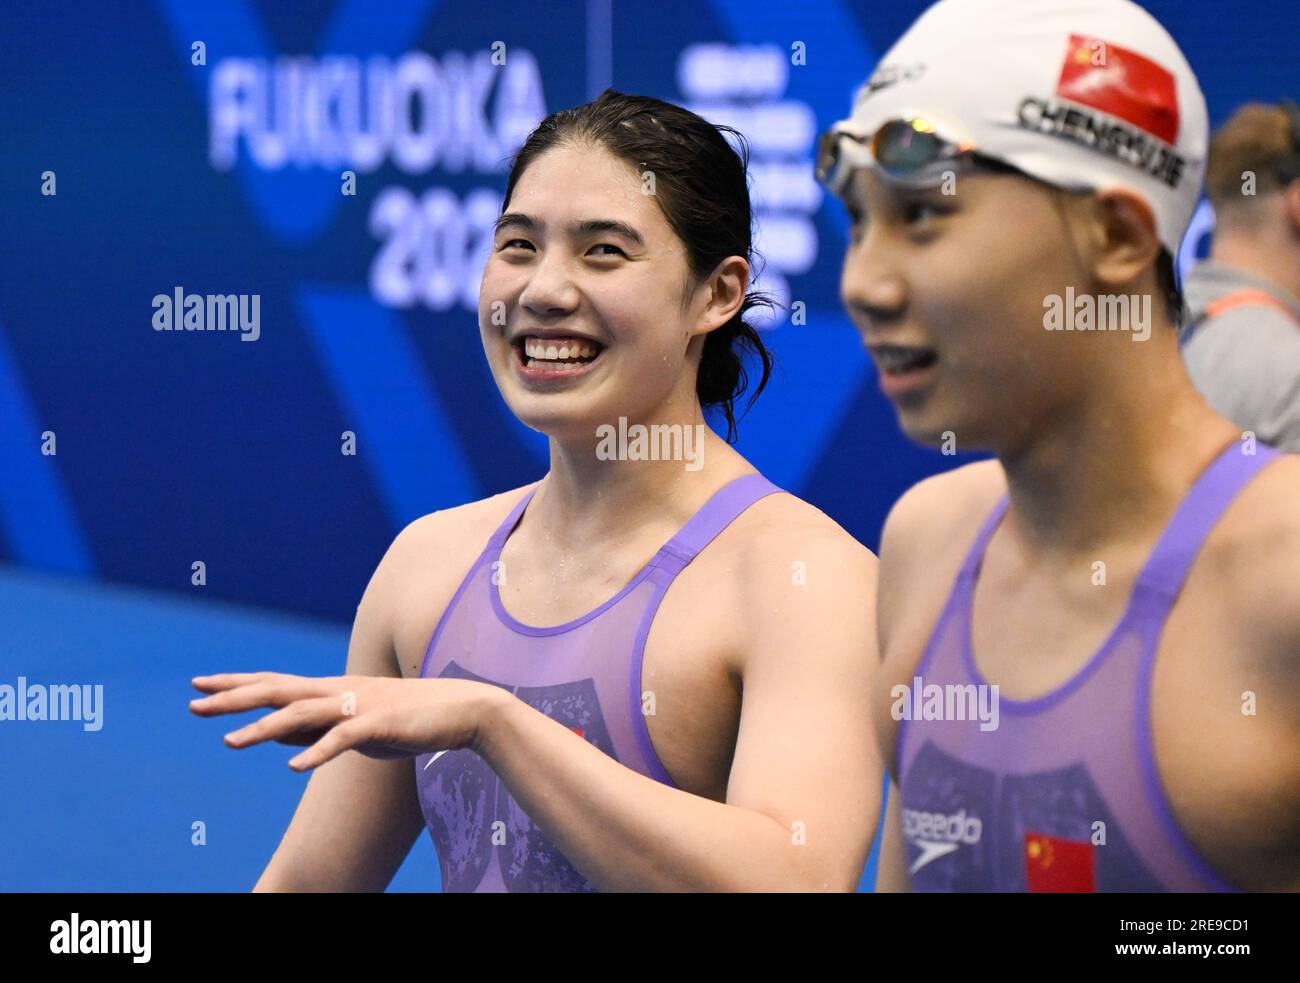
(1024, 831, 1096, 892)
(416, 661, 616, 892)
(901, 806, 984, 874)
(904, 744, 1168, 891)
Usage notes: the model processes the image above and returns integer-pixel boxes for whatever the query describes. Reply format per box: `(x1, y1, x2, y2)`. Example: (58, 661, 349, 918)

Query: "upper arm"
(722, 515, 881, 891)
(1239, 504, 1300, 886)
(871, 475, 950, 777)
(875, 477, 933, 661)
(1275, 581, 1300, 888)
(254, 515, 439, 892)
(864, 480, 957, 887)
(874, 777, 910, 891)
(875, 465, 990, 653)
(1160, 469, 1300, 890)
(872, 464, 1002, 766)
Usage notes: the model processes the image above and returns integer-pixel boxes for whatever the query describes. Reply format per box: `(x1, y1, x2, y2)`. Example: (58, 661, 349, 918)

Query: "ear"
(690, 255, 750, 339)
(1090, 188, 1162, 292)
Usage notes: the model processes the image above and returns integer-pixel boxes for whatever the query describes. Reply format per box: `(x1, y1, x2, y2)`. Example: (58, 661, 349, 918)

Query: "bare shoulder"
(870, 461, 1008, 777)
(732, 487, 876, 563)
(718, 488, 878, 607)
(375, 481, 541, 675)
(880, 459, 1006, 560)
(669, 483, 877, 678)
(379, 481, 538, 569)
(876, 460, 1005, 648)
(1201, 452, 1300, 659)
(1160, 452, 1300, 889)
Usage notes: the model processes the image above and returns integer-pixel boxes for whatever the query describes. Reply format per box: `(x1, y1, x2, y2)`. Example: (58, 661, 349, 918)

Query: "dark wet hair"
(1155, 248, 1183, 328)
(500, 88, 775, 444)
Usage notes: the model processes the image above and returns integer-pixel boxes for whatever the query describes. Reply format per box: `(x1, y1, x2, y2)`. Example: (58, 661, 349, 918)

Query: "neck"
(995, 332, 1240, 556)
(1211, 232, 1300, 302)
(526, 398, 752, 554)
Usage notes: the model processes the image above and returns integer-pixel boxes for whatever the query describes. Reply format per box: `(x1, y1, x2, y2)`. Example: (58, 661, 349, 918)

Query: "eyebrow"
(493, 212, 645, 247)
(842, 175, 943, 220)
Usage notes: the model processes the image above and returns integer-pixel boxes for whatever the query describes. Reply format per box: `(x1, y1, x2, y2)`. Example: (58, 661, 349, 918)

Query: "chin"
(899, 420, 952, 449)
(894, 402, 971, 452)
(891, 399, 939, 442)
(505, 396, 604, 441)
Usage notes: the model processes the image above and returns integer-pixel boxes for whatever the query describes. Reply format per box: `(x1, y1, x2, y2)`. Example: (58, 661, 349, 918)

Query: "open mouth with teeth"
(873, 344, 938, 375)
(514, 335, 605, 372)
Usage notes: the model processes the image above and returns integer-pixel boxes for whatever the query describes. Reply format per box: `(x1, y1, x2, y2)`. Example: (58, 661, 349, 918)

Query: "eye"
(901, 200, 944, 227)
(587, 243, 627, 258)
(496, 238, 534, 252)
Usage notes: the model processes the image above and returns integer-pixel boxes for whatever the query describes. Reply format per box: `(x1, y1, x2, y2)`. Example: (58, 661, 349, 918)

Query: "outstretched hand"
(188, 672, 505, 771)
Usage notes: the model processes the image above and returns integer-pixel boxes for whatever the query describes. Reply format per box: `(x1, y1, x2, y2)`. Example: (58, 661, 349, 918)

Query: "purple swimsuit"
(415, 473, 782, 891)
(897, 442, 1282, 891)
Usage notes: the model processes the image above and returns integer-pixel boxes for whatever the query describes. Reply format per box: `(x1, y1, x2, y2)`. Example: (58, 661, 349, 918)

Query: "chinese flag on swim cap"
(1024, 832, 1096, 892)
(1057, 34, 1180, 144)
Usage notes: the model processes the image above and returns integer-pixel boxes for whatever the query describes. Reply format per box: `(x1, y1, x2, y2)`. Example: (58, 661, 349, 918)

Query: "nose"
(839, 230, 908, 338)
(518, 248, 580, 319)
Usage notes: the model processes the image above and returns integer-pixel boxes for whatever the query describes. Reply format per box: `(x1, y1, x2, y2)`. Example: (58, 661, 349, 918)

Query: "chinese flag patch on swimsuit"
(1056, 34, 1179, 143)
(1024, 832, 1096, 892)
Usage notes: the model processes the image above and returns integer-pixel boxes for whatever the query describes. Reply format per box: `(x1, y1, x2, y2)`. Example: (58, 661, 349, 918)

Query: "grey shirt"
(1180, 260, 1300, 452)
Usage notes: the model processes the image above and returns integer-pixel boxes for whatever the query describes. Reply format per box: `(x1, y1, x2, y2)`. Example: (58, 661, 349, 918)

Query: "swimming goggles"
(817, 116, 1001, 195)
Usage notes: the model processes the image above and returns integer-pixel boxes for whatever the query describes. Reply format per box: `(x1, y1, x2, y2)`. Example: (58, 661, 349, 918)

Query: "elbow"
(754, 849, 859, 893)
(799, 867, 859, 893)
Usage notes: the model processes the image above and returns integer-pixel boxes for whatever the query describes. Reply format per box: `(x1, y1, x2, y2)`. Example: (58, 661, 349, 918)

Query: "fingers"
(288, 718, 370, 771)
(191, 672, 282, 694)
(223, 696, 344, 749)
(190, 676, 336, 716)
(190, 674, 404, 770)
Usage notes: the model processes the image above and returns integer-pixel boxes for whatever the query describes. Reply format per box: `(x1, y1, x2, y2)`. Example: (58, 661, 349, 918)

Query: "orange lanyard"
(1182, 287, 1300, 347)
(1203, 288, 1300, 323)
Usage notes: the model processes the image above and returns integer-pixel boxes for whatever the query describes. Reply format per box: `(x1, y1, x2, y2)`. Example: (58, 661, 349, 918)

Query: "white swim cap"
(826, 0, 1209, 256)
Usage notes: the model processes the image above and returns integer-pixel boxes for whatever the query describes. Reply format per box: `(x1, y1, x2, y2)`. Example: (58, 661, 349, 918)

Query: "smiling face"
(838, 164, 1109, 451)
(479, 141, 715, 441)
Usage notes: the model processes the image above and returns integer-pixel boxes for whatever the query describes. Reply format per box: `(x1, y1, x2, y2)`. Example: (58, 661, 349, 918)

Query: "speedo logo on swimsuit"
(1018, 34, 1187, 189)
(425, 725, 585, 769)
(902, 807, 983, 875)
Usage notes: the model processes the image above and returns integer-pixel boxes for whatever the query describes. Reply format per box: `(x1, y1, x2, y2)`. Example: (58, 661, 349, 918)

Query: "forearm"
(474, 692, 825, 892)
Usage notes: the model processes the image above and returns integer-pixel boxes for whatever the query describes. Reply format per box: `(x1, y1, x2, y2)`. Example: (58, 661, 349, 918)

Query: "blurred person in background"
(1181, 100, 1300, 452)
